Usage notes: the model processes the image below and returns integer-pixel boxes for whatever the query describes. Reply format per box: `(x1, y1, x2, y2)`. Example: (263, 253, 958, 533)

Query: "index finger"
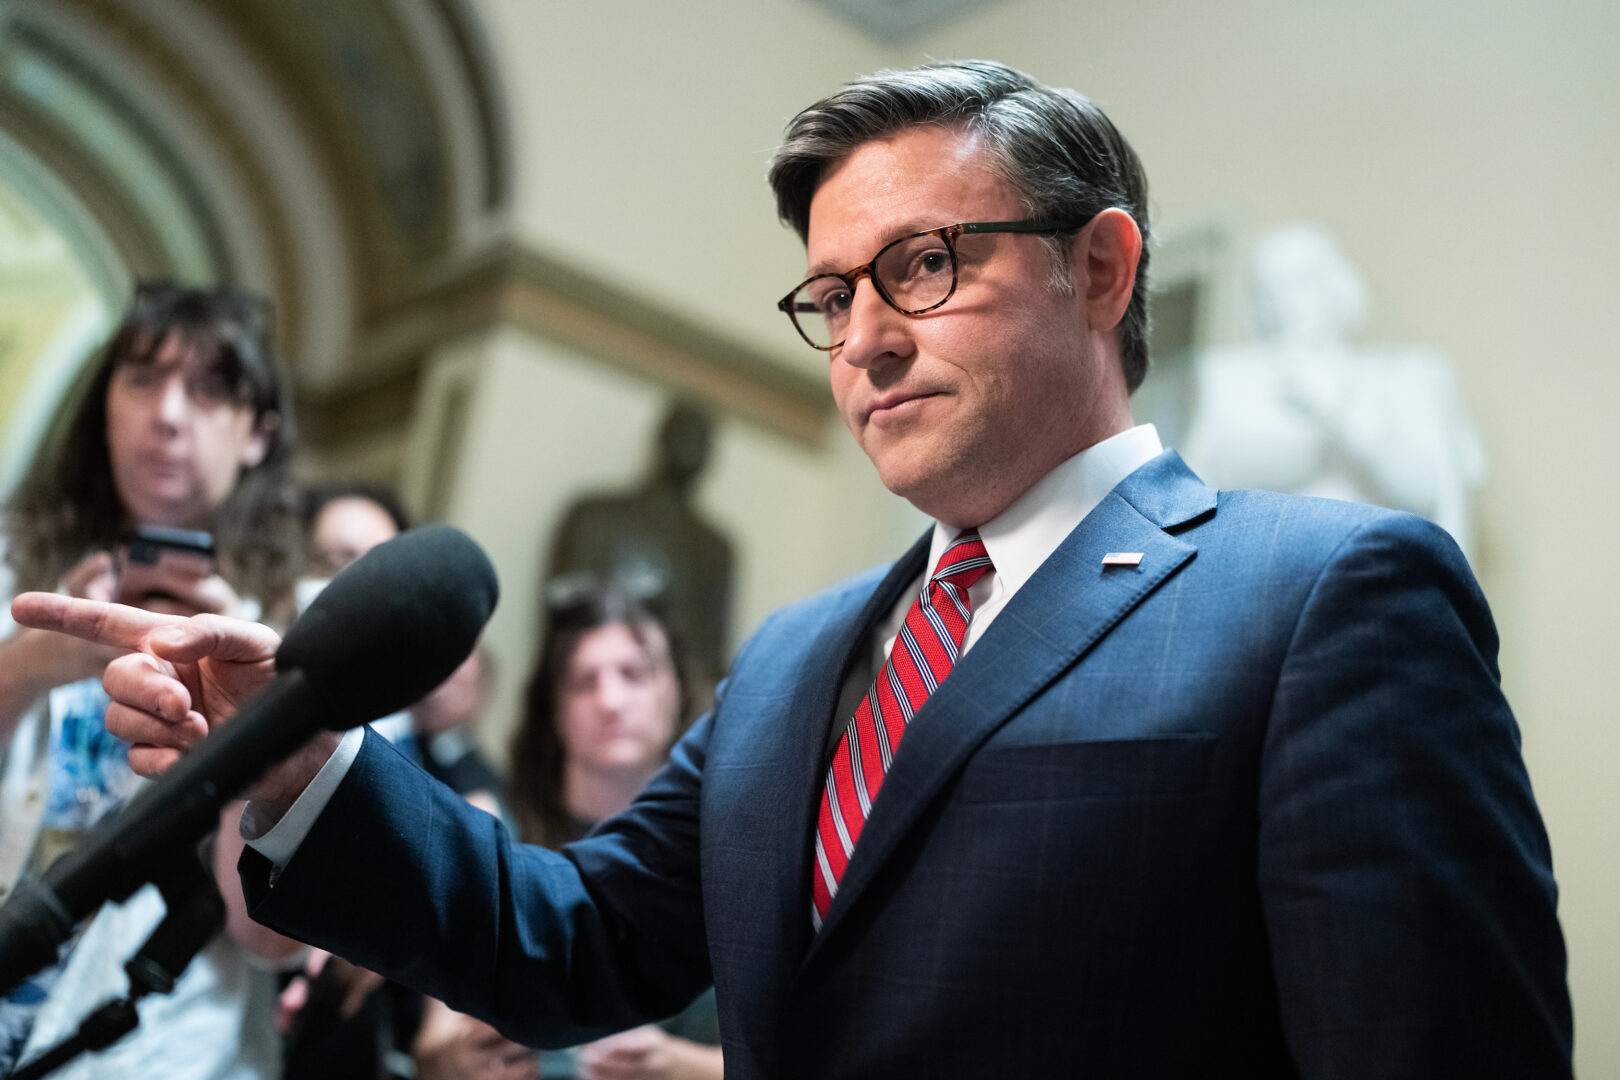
(11, 592, 186, 651)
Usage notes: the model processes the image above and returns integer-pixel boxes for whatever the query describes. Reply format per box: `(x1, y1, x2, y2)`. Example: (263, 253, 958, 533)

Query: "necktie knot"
(931, 530, 992, 592)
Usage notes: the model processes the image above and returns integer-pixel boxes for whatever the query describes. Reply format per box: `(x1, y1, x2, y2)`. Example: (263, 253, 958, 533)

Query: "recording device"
(0, 525, 500, 995)
(8, 854, 225, 1080)
(115, 525, 216, 608)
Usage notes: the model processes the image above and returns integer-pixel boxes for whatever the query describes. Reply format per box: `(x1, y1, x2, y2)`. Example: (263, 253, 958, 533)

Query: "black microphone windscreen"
(277, 525, 499, 728)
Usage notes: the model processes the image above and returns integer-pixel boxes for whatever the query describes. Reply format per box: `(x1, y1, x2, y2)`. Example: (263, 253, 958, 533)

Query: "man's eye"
(811, 288, 852, 316)
(908, 247, 951, 279)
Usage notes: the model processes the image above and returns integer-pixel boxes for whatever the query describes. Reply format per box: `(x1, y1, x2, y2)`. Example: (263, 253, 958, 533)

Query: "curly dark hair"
(3, 281, 302, 621)
(509, 586, 693, 849)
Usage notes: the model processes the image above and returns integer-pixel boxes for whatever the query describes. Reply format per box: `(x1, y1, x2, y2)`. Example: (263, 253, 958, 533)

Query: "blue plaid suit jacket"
(245, 451, 1570, 1078)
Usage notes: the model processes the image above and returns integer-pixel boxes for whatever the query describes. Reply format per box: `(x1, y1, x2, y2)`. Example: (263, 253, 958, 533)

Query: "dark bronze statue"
(544, 401, 735, 686)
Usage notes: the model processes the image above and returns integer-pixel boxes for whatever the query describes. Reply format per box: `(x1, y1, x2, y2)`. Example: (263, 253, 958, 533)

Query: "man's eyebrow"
(806, 219, 943, 276)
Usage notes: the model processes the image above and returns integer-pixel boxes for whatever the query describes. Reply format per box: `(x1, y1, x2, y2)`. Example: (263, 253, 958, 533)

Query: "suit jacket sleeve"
(1258, 512, 1571, 1076)
(240, 715, 715, 1048)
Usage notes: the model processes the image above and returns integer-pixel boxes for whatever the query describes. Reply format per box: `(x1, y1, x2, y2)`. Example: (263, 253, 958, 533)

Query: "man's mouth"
(867, 390, 940, 422)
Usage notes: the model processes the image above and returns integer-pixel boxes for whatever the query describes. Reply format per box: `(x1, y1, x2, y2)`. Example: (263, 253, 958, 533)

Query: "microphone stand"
(11, 850, 225, 1080)
(0, 671, 316, 997)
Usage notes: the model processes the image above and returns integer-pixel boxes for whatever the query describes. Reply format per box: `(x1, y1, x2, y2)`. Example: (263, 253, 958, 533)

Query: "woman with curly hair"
(0, 281, 303, 1078)
(1, 280, 300, 735)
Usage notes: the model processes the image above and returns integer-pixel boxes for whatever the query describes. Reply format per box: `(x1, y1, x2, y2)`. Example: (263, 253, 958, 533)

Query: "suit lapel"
(719, 532, 929, 997)
(815, 533, 932, 767)
(762, 530, 930, 884)
(805, 451, 1216, 950)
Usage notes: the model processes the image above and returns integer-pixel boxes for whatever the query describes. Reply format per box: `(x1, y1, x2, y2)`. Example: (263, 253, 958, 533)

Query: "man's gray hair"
(768, 59, 1152, 392)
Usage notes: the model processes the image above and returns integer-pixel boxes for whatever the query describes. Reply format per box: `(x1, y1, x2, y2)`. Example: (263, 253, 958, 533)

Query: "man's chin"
(870, 455, 931, 502)
(875, 465, 960, 524)
(876, 465, 1008, 531)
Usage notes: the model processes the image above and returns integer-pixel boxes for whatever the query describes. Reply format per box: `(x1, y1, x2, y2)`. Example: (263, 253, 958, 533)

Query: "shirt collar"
(926, 424, 1165, 594)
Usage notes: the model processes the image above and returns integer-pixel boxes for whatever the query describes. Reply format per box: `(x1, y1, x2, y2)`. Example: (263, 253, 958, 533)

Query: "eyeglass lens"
(789, 231, 957, 349)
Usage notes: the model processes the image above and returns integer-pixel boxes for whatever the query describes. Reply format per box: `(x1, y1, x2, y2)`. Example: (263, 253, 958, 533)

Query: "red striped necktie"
(811, 530, 994, 929)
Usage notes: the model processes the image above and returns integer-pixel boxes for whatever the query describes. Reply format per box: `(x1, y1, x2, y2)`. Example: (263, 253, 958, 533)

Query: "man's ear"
(241, 410, 279, 469)
(1073, 208, 1143, 333)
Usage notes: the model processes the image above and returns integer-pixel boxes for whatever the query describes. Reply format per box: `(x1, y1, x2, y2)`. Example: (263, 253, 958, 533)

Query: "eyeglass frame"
(776, 215, 1097, 351)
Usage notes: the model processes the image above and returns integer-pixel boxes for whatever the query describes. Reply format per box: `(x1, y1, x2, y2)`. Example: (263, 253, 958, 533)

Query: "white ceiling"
(802, 0, 1005, 45)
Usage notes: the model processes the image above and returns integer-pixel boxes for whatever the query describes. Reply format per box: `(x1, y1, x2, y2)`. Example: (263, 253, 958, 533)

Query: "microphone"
(0, 525, 499, 994)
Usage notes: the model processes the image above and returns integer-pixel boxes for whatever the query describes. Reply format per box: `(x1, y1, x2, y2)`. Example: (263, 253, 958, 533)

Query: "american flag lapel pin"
(1101, 552, 1144, 567)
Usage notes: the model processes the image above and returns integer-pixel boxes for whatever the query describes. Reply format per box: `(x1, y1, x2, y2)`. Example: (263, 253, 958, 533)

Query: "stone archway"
(0, 0, 510, 482)
(0, 0, 828, 498)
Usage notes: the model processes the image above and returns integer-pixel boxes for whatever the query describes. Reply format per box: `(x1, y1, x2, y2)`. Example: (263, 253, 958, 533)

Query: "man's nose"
(835, 279, 911, 371)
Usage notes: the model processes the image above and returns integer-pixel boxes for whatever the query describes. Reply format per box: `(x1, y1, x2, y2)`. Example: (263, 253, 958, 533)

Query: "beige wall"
(463, 2, 1617, 1071)
(482, 0, 890, 372)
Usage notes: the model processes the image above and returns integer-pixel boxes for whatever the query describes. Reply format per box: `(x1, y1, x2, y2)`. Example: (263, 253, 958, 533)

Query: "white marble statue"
(1182, 223, 1486, 559)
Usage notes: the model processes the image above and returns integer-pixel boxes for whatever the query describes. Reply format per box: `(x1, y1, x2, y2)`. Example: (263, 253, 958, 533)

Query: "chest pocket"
(954, 732, 1217, 803)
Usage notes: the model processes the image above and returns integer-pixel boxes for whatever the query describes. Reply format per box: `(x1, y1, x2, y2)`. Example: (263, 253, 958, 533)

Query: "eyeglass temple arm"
(959, 216, 1096, 235)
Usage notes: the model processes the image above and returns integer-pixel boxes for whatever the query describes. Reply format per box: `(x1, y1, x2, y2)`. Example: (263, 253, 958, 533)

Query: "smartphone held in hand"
(115, 524, 216, 609)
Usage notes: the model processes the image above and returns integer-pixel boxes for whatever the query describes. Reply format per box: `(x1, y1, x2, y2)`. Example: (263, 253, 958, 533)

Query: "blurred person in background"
(286, 483, 514, 1079)
(295, 482, 411, 615)
(278, 641, 512, 1080)
(416, 587, 721, 1080)
(293, 482, 413, 741)
(510, 589, 691, 849)
(295, 481, 504, 789)
(301, 482, 411, 578)
(284, 481, 409, 1079)
(0, 281, 302, 1077)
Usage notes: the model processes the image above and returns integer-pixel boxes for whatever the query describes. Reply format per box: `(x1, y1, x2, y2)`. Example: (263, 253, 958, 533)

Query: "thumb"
(147, 612, 282, 666)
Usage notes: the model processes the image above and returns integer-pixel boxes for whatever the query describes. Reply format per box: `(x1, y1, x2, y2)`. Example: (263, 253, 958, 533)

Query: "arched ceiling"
(0, 0, 829, 473)
(0, 0, 508, 381)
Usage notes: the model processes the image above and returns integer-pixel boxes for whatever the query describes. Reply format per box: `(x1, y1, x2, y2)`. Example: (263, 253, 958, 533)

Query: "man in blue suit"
(16, 60, 1571, 1077)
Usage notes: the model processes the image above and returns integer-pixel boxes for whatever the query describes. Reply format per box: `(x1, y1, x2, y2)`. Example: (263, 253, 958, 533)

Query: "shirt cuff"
(241, 726, 366, 871)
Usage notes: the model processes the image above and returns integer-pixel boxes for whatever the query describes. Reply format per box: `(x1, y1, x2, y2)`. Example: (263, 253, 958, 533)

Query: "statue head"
(1250, 223, 1369, 348)
(655, 400, 713, 490)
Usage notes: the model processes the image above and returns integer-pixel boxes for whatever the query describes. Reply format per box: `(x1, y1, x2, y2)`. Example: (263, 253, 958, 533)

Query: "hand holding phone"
(114, 525, 233, 616)
(62, 550, 118, 604)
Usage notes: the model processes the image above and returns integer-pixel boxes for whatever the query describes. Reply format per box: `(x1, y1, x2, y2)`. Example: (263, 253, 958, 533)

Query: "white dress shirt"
(875, 423, 1164, 665)
(246, 425, 1165, 869)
